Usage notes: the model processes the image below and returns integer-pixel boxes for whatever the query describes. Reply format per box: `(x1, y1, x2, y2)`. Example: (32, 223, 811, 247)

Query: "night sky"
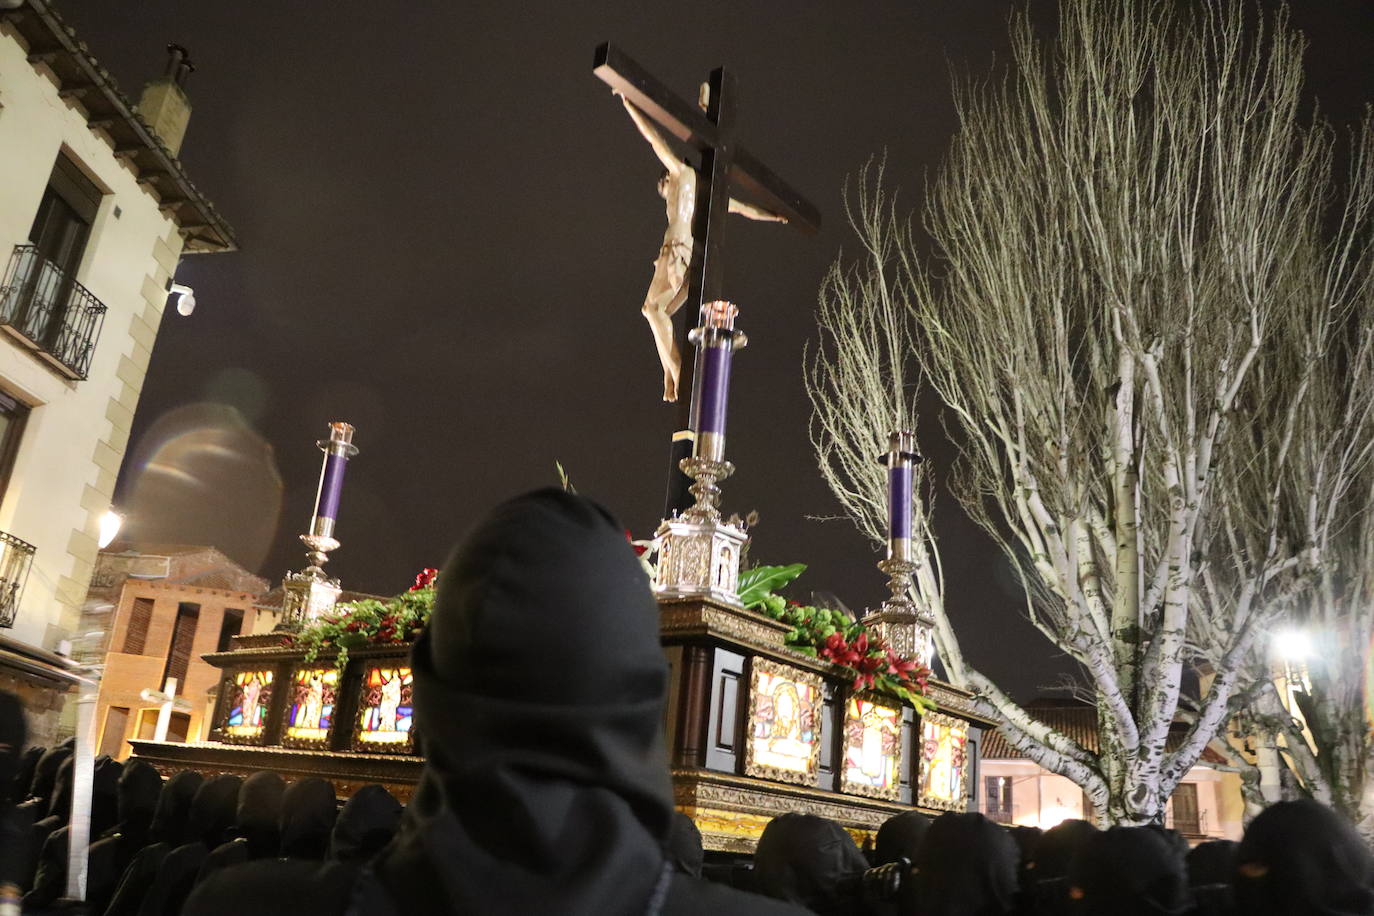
(65, 1, 1374, 700)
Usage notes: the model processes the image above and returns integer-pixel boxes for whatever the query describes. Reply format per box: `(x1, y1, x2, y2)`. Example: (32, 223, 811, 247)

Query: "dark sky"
(65, 1, 1374, 701)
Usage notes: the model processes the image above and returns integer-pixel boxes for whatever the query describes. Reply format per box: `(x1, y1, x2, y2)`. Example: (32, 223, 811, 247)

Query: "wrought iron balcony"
(0, 244, 107, 381)
(0, 531, 35, 629)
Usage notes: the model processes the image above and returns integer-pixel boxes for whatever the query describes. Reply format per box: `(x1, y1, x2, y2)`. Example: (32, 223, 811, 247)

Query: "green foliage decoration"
(292, 570, 437, 671)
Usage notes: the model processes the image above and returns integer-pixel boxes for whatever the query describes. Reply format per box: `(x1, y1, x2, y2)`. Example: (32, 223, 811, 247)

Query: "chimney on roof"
(137, 43, 194, 156)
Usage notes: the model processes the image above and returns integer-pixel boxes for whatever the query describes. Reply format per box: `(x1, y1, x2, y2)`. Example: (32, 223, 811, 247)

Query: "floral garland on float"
(293, 567, 438, 670)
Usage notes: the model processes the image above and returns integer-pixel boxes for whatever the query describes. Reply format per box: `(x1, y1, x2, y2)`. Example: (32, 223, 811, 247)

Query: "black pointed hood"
(235, 770, 285, 857)
(330, 784, 401, 863)
(279, 777, 337, 860)
(874, 810, 932, 866)
(1067, 825, 1192, 916)
(23, 742, 71, 809)
(185, 773, 242, 848)
(753, 813, 868, 915)
(149, 769, 203, 845)
(115, 759, 162, 840)
(90, 755, 124, 837)
(1234, 799, 1374, 916)
(371, 489, 674, 916)
(914, 812, 1019, 916)
(0, 689, 24, 798)
(10, 746, 41, 805)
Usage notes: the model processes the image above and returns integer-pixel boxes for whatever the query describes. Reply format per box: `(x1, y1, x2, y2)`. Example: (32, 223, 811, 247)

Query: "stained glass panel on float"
(224, 669, 273, 738)
(917, 712, 969, 810)
(356, 665, 413, 746)
(744, 659, 822, 784)
(285, 667, 339, 742)
(841, 696, 902, 799)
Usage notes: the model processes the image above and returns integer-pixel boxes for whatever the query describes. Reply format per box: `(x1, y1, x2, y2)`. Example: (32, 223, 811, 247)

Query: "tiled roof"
(981, 699, 1227, 766)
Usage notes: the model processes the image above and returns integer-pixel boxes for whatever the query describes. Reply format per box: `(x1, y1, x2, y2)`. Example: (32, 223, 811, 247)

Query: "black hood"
(372, 489, 674, 916)
(0, 689, 24, 795)
(24, 741, 72, 808)
(90, 755, 124, 837)
(10, 746, 41, 805)
(185, 773, 242, 848)
(115, 760, 163, 838)
(329, 784, 401, 863)
(753, 813, 868, 916)
(667, 810, 704, 878)
(46, 756, 75, 820)
(1187, 839, 1238, 888)
(1067, 825, 1192, 916)
(914, 812, 1019, 916)
(149, 769, 203, 845)
(279, 777, 337, 860)
(235, 771, 285, 857)
(1234, 799, 1374, 916)
(874, 810, 931, 866)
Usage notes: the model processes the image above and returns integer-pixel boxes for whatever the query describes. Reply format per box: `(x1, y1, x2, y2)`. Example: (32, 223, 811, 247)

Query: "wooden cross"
(139, 676, 191, 741)
(593, 43, 821, 514)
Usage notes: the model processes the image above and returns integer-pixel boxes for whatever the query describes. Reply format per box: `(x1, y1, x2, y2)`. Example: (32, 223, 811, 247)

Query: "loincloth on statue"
(656, 238, 692, 270)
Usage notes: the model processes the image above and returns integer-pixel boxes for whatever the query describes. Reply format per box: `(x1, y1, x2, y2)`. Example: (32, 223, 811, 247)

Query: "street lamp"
(97, 510, 123, 549)
(1273, 628, 1313, 663)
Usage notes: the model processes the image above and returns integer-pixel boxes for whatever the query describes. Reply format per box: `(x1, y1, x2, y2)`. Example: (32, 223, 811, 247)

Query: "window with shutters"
(216, 607, 244, 652)
(122, 597, 154, 654)
(162, 602, 200, 686)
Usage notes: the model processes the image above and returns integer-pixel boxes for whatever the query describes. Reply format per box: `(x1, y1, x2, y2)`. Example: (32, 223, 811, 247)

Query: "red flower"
(409, 568, 439, 591)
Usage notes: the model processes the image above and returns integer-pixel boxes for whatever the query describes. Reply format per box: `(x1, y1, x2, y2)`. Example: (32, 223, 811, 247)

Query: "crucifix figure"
(595, 44, 821, 514)
(618, 89, 787, 403)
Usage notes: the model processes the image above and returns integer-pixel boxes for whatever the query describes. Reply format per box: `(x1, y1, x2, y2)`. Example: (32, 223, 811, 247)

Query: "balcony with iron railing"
(0, 531, 36, 629)
(982, 800, 1020, 826)
(0, 244, 107, 381)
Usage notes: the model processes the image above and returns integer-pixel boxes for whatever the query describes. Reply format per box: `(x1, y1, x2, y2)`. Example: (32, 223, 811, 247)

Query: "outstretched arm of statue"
(619, 93, 684, 176)
(729, 198, 788, 223)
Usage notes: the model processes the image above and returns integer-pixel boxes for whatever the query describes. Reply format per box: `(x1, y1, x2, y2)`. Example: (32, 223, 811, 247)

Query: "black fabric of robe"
(130, 773, 241, 916)
(24, 755, 124, 908)
(84, 761, 162, 916)
(14, 740, 72, 820)
(279, 777, 338, 860)
(911, 811, 1018, 916)
(874, 811, 931, 867)
(1066, 825, 1192, 916)
(1023, 818, 1098, 915)
(195, 771, 286, 885)
(9, 746, 42, 805)
(329, 784, 401, 864)
(0, 689, 25, 890)
(187, 489, 809, 916)
(753, 812, 869, 915)
(102, 769, 204, 916)
(1234, 799, 1374, 916)
(666, 810, 704, 878)
(1187, 839, 1238, 916)
(22, 756, 76, 891)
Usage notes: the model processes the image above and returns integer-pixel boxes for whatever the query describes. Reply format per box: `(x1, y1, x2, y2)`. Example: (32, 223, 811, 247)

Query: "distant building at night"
(0, 1, 235, 742)
(87, 545, 270, 759)
(978, 698, 1245, 841)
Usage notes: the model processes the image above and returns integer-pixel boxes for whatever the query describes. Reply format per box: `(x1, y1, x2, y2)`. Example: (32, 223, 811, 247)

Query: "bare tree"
(1201, 115, 1374, 834)
(808, 0, 1337, 824)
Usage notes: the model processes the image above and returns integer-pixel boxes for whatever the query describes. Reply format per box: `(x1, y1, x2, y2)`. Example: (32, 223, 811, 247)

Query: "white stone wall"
(0, 22, 186, 661)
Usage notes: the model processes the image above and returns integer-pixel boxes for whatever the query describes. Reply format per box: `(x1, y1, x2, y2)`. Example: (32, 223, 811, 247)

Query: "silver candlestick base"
(276, 534, 343, 631)
(653, 455, 749, 607)
(861, 557, 936, 667)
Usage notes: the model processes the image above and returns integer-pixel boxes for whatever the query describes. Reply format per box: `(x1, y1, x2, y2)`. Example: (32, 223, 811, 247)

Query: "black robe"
(1023, 817, 1098, 916)
(912, 811, 1019, 916)
(135, 773, 242, 916)
(196, 771, 286, 885)
(187, 489, 806, 916)
(102, 768, 203, 916)
(328, 784, 401, 864)
(24, 755, 123, 908)
(279, 777, 338, 861)
(83, 760, 162, 916)
(0, 689, 25, 889)
(753, 812, 869, 916)
(1234, 799, 1374, 916)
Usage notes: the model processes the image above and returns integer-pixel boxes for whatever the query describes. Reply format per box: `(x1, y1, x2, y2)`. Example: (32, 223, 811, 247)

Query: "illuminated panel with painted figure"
(284, 667, 339, 745)
(355, 664, 414, 750)
(744, 659, 821, 785)
(223, 670, 274, 740)
(841, 696, 902, 800)
(917, 711, 969, 811)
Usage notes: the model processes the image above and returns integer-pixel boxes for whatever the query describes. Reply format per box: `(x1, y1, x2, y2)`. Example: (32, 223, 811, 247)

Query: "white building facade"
(0, 1, 234, 744)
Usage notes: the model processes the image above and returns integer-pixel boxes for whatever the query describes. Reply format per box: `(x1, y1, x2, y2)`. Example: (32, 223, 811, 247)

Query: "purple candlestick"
(315, 453, 348, 521)
(888, 462, 912, 541)
(695, 345, 733, 436)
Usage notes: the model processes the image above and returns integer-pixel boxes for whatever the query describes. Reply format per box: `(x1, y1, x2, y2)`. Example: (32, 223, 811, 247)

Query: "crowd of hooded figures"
(0, 489, 1370, 916)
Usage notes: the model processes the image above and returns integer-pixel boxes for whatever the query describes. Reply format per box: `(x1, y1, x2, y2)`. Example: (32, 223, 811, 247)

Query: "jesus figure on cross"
(618, 91, 787, 402)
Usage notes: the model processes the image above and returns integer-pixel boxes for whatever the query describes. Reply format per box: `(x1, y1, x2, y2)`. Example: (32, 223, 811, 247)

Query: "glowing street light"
(97, 510, 123, 549)
(1273, 628, 1313, 663)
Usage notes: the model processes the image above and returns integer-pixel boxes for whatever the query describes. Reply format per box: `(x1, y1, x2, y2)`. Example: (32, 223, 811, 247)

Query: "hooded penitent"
(16, 740, 71, 818)
(23, 755, 124, 907)
(135, 773, 243, 916)
(196, 771, 288, 885)
(753, 813, 869, 916)
(9, 746, 41, 806)
(103, 769, 205, 916)
(1067, 825, 1192, 916)
(666, 811, 704, 879)
(873, 811, 932, 867)
(1234, 799, 1374, 916)
(279, 777, 338, 860)
(84, 760, 163, 916)
(329, 784, 401, 864)
(1187, 839, 1238, 916)
(0, 689, 26, 889)
(913, 812, 1019, 916)
(1024, 818, 1098, 915)
(367, 489, 676, 916)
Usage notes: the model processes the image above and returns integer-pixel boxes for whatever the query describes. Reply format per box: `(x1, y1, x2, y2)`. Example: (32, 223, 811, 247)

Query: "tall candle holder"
(279, 422, 359, 631)
(654, 302, 750, 606)
(861, 430, 936, 666)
